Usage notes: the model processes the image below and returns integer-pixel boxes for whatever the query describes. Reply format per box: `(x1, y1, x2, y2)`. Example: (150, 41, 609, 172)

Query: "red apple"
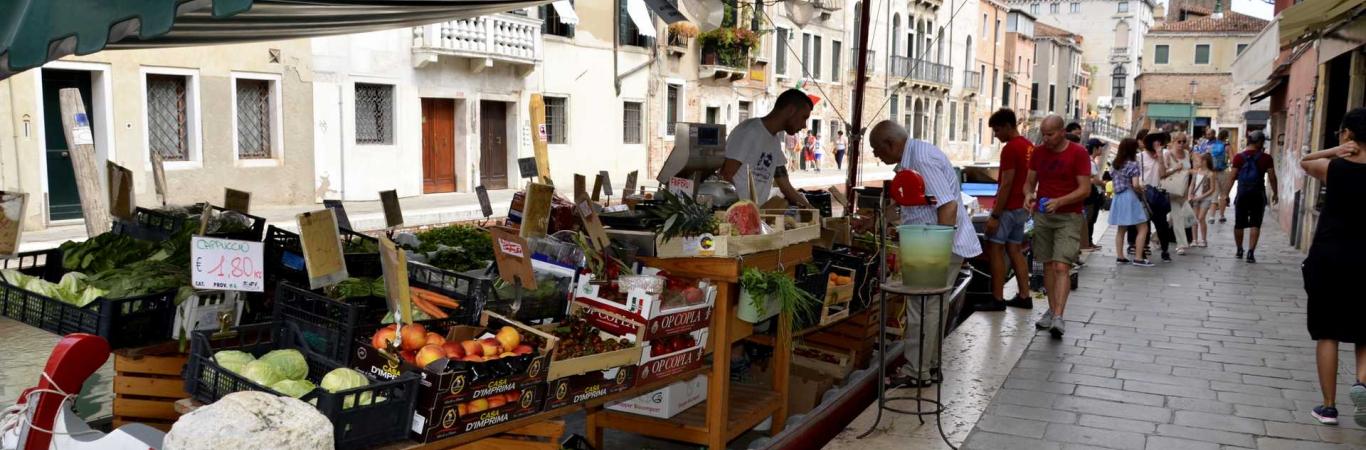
(425, 332, 446, 346)
(487, 395, 507, 408)
(461, 354, 483, 363)
(513, 344, 533, 355)
(467, 398, 489, 413)
(479, 338, 501, 357)
(416, 344, 445, 368)
(371, 327, 398, 351)
(441, 342, 465, 359)
(400, 350, 416, 365)
(457, 403, 469, 417)
(495, 326, 521, 352)
(400, 324, 428, 352)
(460, 340, 482, 357)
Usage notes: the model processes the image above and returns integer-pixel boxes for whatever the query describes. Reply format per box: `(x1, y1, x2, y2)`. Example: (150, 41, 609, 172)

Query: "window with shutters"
(541, 1, 575, 38)
(949, 101, 957, 141)
(544, 96, 568, 144)
(665, 83, 681, 136)
(234, 78, 276, 160)
(738, 101, 751, 122)
(1194, 44, 1210, 64)
(617, 0, 654, 47)
(776, 28, 789, 76)
(813, 35, 823, 80)
(623, 101, 642, 144)
(1155, 45, 1169, 64)
(831, 40, 842, 82)
(146, 74, 191, 161)
(355, 83, 394, 145)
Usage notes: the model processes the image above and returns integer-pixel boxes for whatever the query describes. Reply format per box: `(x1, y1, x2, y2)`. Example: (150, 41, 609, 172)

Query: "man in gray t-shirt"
(721, 89, 816, 207)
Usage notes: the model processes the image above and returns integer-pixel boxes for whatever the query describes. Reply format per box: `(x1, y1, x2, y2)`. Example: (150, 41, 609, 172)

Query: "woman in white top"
(1136, 132, 1173, 261)
(1162, 132, 1195, 255)
(1188, 152, 1217, 247)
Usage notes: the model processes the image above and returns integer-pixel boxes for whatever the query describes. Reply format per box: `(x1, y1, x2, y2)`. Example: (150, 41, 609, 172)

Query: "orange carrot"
(411, 295, 448, 319)
(411, 287, 459, 309)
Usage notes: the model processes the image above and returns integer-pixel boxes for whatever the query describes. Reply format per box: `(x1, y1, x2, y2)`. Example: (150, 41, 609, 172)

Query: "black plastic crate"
(113, 206, 267, 242)
(273, 273, 484, 364)
(0, 249, 176, 349)
(185, 323, 419, 450)
(264, 225, 382, 288)
(482, 264, 572, 324)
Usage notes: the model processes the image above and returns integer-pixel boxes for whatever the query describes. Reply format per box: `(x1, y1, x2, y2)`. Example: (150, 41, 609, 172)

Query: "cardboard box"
(350, 312, 557, 409)
(543, 302, 646, 381)
(635, 328, 708, 384)
(545, 365, 637, 410)
(606, 374, 707, 419)
(786, 366, 836, 416)
(410, 383, 546, 443)
(792, 343, 854, 380)
(574, 271, 714, 341)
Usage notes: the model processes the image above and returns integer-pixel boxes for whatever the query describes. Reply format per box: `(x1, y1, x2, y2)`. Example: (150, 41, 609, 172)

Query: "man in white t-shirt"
(721, 89, 816, 207)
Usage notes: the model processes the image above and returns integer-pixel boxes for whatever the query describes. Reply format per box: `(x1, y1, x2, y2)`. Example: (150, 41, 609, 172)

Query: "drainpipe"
(338, 84, 346, 201)
(614, 0, 622, 96)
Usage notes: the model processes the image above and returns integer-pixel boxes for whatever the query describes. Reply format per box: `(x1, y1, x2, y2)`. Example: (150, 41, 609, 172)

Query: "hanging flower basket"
(697, 27, 760, 68)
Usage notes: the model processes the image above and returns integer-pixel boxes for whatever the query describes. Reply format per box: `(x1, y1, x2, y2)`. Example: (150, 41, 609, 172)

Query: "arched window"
(892, 14, 901, 58)
(937, 27, 945, 64)
(908, 16, 916, 59)
(934, 101, 944, 146)
(1112, 64, 1127, 98)
(965, 36, 973, 70)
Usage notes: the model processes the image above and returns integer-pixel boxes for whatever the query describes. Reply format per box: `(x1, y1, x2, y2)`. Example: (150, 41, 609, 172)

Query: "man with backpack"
(1229, 131, 1278, 263)
(1204, 129, 1232, 223)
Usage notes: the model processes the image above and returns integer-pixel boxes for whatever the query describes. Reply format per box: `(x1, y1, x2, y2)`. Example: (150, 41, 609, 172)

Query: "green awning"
(1147, 103, 1195, 119)
(0, 0, 552, 80)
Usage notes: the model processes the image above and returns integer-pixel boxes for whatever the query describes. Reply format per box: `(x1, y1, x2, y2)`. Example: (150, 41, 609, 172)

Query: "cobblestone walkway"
(962, 221, 1366, 449)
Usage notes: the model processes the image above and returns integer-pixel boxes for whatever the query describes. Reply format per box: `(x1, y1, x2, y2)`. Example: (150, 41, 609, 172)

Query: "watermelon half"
(726, 201, 763, 235)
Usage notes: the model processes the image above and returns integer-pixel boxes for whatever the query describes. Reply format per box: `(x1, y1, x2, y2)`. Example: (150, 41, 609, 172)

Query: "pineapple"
(651, 190, 719, 242)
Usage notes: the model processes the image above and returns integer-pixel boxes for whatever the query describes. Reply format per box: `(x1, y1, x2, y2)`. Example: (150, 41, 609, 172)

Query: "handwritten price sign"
(191, 237, 265, 292)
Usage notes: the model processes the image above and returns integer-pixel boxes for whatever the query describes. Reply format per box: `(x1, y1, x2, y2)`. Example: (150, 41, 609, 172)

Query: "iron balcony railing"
(889, 55, 952, 85)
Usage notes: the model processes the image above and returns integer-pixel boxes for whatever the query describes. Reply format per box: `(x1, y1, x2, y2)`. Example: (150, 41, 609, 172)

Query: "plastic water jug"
(896, 224, 956, 289)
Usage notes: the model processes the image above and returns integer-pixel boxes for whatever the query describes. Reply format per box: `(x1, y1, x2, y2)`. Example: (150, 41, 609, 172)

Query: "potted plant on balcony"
(668, 22, 698, 49)
(697, 27, 760, 68)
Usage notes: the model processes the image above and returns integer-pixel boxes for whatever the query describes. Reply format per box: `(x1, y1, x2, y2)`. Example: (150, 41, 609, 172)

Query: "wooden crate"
(803, 305, 879, 368)
(112, 343, 188, 432)
(818, 266, 856, 326)
(453, 419, 566, 450)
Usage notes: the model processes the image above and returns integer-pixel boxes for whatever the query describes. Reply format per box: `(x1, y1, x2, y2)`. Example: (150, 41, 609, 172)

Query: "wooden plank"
(453, 437, 557, 450)
(57, 88, 111, 236)
(113, 418, 173, 432)
(113, 377, 185, 398)
(592, 383, 781, 444)
(114, 353, 187, 377)
(501, 420, 564, 439)
(113, 397, 180, 420)
(803, 330, 865, 350)
(705, 275, 732, 449)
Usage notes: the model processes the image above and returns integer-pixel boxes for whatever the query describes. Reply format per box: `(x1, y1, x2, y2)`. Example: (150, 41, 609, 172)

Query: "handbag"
(1159, 151, 1191, 195)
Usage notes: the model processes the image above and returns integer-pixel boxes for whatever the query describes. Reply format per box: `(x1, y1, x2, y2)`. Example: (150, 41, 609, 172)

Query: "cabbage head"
(240, 360, 283, 387)
(259, 349, 308, 381)
(213, 350, 256, 368)
(270, 379, 317, 398)
(320, 368, 372, 409)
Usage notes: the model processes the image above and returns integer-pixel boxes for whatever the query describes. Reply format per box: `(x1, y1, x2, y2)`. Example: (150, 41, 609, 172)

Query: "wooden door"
(421, 98, 456, 193)
(479, 101, 508, 189)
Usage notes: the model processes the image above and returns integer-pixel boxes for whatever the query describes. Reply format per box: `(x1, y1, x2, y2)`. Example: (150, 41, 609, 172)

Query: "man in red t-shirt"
(1229, 130, 1278, 263)
(1024, 115, 1092, 338)
(979, 109, 1034, 312)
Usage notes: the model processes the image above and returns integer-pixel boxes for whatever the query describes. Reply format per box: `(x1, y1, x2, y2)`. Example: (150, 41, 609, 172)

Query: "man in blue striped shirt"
(870, 120, 982, 387)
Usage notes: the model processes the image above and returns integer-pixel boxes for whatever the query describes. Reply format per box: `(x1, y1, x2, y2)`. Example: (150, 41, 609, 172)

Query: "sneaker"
(1351, 382, 1366, 426)
(1132, 259, 1155, 267)
(1236, 248, 1244, 259)
(1313, 405, 1340, 425)
(1116, 258, 1131, 265)
(1036, 311, 1054, 329)
(1246, 250, 1257, 264)
(1161, 252, 1173, 262)
(1049, 318, 1066, 338)
(1004, 295, 1033, 309)
(975, 299, 1007, 312)
(1219, 217, 1228, 223)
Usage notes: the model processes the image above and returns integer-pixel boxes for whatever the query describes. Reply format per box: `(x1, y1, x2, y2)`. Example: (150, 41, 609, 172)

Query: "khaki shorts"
(1032, 212, 1084, 266)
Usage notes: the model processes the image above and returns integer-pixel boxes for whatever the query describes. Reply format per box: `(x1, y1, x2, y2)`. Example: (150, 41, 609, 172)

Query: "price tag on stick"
(0, 192, 29, 258)
(378, 237, 412, 324)
(322, 200, 352, 230)
(591, 174, 603, 202)
(576, 201, 610, 250)
(379, 190, 403, 228)
(520, 182, 554, 239)
(518, 157, 540, 179)
(223, 188, 250, 214)
(599, 171, 614, 199)
(574, 174, 588, 204)
(490, 226, 537, 290)
(475, 185, 494, 218)
(150, 152, 168, 207)
(191, 237, 265, 292)
(107, 162, 134, 220)
(623, 171, 638, 198)
(297, 209, 349, 289)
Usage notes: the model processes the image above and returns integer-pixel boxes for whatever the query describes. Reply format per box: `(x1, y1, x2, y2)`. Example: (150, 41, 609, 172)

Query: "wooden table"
(585, 242, 814, 450)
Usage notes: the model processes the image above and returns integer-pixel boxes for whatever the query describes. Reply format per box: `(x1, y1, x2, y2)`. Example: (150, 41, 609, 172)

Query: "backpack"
(1235, 151, 1265, 193)
(1210, 141, 1228, 171)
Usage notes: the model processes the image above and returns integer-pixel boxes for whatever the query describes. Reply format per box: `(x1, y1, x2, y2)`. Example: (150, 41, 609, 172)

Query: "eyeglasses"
(1174, 140, 1188, 144)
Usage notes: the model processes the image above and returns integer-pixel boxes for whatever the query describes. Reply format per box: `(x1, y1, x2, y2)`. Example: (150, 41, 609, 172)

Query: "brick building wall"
(1134, 72, 1228, 130)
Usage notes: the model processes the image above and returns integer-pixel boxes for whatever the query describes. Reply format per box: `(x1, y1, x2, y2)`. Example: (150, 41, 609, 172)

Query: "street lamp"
(1188, 80, 1198, 134)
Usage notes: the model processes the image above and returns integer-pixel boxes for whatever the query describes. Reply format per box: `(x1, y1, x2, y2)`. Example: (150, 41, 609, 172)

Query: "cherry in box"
(574, 269, 715, 341)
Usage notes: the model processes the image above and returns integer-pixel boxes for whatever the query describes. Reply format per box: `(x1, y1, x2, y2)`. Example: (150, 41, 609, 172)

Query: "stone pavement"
(960, 220, 1366, 450)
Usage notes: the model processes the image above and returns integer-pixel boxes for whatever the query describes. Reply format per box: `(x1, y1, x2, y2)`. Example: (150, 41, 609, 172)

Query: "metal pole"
(1188, 80, 1196, 134)
(844, 0, 874, 211)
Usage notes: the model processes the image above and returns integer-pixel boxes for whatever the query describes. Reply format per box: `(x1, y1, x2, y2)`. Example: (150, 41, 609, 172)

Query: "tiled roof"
(1152, 11, 1268, 32)
(1033, 22, 1080, 39)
